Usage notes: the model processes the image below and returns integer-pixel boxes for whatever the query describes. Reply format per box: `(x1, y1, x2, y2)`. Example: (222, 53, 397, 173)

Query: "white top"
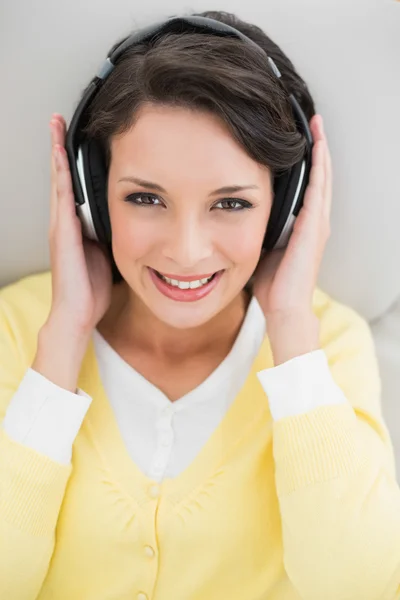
(2, 296, 348, 479)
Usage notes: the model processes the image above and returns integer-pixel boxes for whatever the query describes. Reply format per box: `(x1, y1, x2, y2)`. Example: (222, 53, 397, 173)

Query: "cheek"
(109, 206, 155, 261)
(222, 212, 269, 269)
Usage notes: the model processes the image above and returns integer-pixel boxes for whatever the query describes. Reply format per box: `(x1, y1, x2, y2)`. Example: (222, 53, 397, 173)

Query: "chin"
(145, 298, 225, 330)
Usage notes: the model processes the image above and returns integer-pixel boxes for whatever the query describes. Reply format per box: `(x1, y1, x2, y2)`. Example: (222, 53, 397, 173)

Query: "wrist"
(34, 317, 91, 393)
(266, 310, 320, 366)
(45, 309, 94, 340)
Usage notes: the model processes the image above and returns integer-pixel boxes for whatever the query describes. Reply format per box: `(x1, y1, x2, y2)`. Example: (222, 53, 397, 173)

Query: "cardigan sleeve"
(257, 348, 349, 420)
(260, 296, 400, 600)
(3, 367, 92, 464)
(0, 298, 77, 600)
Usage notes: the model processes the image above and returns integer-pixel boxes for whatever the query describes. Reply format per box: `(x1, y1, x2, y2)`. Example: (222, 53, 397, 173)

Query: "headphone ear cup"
(81, 139, 124, 284)
(263, 168, 292, 251)
(81, 138, 112, 246)
(263, 159, 305, 252)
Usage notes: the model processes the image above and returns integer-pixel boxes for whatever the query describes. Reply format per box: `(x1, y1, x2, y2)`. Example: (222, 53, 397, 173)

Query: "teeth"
(158, 272, 215, 289)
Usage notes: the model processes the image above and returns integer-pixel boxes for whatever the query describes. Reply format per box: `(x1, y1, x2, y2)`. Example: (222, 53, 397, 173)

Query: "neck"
(98, 284, 251, 363)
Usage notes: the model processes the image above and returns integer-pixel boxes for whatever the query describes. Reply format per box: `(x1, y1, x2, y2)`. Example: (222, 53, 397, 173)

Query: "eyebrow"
(117, 176, 260, 196)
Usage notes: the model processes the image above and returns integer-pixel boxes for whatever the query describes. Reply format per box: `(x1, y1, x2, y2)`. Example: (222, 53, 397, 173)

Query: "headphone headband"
(100, 16, 270, 78)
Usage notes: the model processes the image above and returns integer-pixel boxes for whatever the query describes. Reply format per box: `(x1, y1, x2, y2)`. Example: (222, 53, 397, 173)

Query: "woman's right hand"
(47, 113, 113, 339)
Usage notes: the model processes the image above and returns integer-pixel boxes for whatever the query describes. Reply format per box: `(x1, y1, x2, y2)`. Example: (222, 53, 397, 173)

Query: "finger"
(49, 115, 68, 234)
(322, 129, 333, 221)
(305, 135, 325, 208)
(53, 144, 78, 231)
(51, 115, 66, 147)
(49, 120, 59, 233)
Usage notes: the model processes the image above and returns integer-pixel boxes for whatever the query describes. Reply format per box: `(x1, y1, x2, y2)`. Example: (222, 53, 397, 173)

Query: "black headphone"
(66, 15, 314, 284)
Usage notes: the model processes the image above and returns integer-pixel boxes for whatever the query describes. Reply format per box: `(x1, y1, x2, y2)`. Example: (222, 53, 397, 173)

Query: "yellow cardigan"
(0, 271, 400, 600)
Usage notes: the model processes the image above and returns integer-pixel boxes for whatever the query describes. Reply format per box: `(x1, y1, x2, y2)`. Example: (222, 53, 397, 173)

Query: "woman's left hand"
(253, 114, 332, 364)
(253, 114, 332, 319)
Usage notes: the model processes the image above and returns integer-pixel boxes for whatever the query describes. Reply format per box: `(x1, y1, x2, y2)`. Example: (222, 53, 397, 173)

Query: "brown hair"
(82, 9, 315, 173)
(81, 10, 316, 286)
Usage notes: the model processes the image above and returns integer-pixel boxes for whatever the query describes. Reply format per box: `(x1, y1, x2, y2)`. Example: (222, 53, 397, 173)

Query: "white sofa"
(1, 0, 399, 477)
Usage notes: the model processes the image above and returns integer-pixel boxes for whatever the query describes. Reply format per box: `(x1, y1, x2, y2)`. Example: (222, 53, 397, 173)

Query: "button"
(144, 545, 155, 558)
(137, 593, 148, 600)
(153, 457, 166, 469)
(161, 404, 174, 416)
(150, 462, 165, 476)
(160, 433, 173, 447)
(155, 416, 172, 431)
(148, 484, 160, 498)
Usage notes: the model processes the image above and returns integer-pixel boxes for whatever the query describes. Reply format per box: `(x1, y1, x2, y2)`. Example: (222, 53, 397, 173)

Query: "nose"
(161, 214, 213, 269)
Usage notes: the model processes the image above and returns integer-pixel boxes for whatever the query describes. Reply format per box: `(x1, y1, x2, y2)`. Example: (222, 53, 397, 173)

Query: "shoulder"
(0, 270, 53, 356)
(312, 285, 374, 350)
(0, 270, 52, 315)
(0, 271, 53, 420)
(312, 285, 382, 414)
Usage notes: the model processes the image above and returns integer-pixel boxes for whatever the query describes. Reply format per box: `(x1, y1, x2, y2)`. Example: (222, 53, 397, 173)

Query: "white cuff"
(257, 349, 348, 421)
(2, 367, 92, 464)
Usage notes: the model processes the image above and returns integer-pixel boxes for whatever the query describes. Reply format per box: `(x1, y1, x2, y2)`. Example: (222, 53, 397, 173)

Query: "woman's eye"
(124, 194, 253, 211)
(124, 193, 163, 206)
(214, 199, 253, 211)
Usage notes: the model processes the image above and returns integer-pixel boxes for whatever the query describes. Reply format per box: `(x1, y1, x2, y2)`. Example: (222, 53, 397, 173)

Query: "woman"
(0, 9, 399, 600)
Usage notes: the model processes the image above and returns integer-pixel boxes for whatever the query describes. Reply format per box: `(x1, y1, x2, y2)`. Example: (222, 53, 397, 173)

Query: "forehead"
(110, 104, 271, 185)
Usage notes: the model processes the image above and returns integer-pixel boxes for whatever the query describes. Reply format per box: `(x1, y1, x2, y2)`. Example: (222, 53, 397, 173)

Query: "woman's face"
(107, 103, 273, 329)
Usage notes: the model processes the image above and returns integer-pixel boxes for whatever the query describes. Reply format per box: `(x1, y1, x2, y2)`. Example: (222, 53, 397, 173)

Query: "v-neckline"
(77, 333, 273, 506)
(92, 294, 265, 410)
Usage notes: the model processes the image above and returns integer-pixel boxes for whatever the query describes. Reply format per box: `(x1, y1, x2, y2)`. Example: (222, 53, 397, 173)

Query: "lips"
(154, 270, 217, 287)
(148, 267, 224, 302)
(153, 270, 217, 282)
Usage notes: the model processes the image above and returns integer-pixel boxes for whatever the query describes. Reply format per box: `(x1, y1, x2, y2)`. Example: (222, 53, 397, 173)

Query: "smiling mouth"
(153, 269, 219, 290)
